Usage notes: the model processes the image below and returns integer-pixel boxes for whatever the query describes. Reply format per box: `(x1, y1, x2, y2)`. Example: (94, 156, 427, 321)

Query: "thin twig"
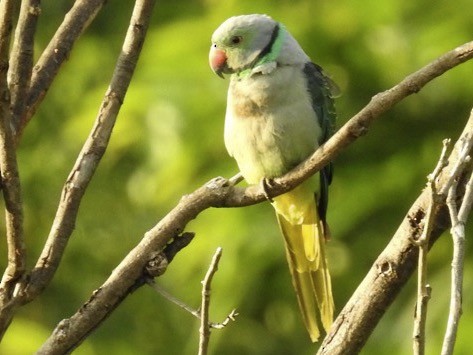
(199, 247, 223, 355)
(210, 309, 239, 329)
(17, 0, 106, 137)
(430, 139, 452, 185)
(148, 280, 239, 329)
(147, 280, 201, 319)
(147, 268, 238, 330)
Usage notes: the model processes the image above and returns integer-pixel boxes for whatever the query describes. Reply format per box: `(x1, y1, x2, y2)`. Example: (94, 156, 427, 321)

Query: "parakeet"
(209, 14, 337, 342)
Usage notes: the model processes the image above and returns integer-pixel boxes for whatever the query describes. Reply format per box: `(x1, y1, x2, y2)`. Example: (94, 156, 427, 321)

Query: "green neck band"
(236, 23, 285, 78)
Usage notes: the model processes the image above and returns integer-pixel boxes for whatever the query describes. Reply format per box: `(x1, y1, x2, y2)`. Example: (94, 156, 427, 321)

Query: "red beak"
(209, 45, 227, 78)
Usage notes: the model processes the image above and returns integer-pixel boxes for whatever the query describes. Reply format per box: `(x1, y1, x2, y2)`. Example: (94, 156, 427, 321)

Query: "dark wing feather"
(302, 62, 338, 226)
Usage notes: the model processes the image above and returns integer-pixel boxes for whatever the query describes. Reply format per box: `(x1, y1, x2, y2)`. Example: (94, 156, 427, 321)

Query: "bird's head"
(209, 14, 281, 78)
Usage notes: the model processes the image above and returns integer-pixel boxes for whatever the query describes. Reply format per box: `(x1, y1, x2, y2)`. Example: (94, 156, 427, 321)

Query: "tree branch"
(16, 0, 107, 138)
(8, 0, 41, 132)
(441, 118, 473, 354)
(21, 0, 155, 307)
(147, 244, 238, 335)
(413, 139, 450, 355)
(441, 185, 465, 355)
(0, 0, 26, 336)
(199, 247, 223, 355)
(317, 109, 473, 355)
(262, 42, 473, 202)
(28, 3, 155, 352)
(35, 40, 473, 354)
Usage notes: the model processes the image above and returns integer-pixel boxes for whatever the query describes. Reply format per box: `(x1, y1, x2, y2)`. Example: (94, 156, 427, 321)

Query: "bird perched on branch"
(209, 14, 338, 342)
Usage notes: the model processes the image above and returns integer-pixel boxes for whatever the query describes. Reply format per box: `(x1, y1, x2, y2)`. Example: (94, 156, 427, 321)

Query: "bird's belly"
(226, 115, 287, 183)
(225, 109, 320, 184)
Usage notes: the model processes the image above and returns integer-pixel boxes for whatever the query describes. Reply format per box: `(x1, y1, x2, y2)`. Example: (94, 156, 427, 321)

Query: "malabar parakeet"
(209, 14, 338, 342)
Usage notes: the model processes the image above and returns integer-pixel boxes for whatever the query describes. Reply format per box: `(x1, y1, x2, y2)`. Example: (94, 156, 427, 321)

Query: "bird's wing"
(302, 62, 338, 230)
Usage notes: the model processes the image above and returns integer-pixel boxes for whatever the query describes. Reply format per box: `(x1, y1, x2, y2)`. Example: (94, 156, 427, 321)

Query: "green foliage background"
(1, 0, 473, 354)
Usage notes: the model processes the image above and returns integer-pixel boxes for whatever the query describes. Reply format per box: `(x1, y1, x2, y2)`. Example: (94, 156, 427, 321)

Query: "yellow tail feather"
(274, 184, 334, 342)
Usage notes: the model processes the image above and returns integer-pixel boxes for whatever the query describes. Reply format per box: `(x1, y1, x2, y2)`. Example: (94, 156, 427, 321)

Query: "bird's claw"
(261, 178, 275, 203)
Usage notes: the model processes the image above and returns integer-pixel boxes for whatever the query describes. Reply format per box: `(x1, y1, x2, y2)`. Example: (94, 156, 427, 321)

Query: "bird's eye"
(230, 36, 242, 45)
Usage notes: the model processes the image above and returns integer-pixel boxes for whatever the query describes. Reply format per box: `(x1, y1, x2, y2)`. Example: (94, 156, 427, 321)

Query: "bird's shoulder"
(302, 62, 338, 143)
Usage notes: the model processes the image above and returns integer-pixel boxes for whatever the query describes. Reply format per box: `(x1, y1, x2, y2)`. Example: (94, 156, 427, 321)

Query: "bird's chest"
(224, 68, 320, 183)
(229, 76, 277, 117)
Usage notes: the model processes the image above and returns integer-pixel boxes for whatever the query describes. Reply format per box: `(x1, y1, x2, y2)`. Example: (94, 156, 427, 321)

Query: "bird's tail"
(274, 188, 334, 342)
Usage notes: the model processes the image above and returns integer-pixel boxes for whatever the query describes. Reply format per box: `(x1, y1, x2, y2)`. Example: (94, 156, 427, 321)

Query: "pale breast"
(224, 66, 322, 184)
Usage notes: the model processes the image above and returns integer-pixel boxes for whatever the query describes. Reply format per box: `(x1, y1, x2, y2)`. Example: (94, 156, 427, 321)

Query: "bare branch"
(412, 140, 449, 355)
(8, 0, 41, 131)
(210, 309, 239, 330)
(413, 284, 431, 355)
(147, 246, 237, 334)
(412, 139, 455, 355)
(32, 3, 156, 352)
(24, 0, 153, 303)
(0, 0, 26, 331)
(0, 0, 17, 68)
(16, 0, 107, 137)
(441, 184, 463, 355)
(441, 123, 473, 355)
(36, 41, 473, 353)
(317, 109, 473, 354)
(199, 247, 223, 355)
(0, 89, 25, 287)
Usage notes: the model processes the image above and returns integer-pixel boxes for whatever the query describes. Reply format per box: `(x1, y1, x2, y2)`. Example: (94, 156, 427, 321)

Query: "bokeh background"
(1, 0, 473, 354)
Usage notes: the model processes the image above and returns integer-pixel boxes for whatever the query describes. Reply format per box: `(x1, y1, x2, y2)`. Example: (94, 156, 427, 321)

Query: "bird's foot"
(260, 177, 275, 203)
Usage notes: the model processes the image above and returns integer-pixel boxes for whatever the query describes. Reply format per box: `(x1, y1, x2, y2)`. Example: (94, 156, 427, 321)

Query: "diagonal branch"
(38, 41, 473, 353)
(22, 0, 155, 304)
(231, 41, 473, 206)
(16, 0, 107, 138)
